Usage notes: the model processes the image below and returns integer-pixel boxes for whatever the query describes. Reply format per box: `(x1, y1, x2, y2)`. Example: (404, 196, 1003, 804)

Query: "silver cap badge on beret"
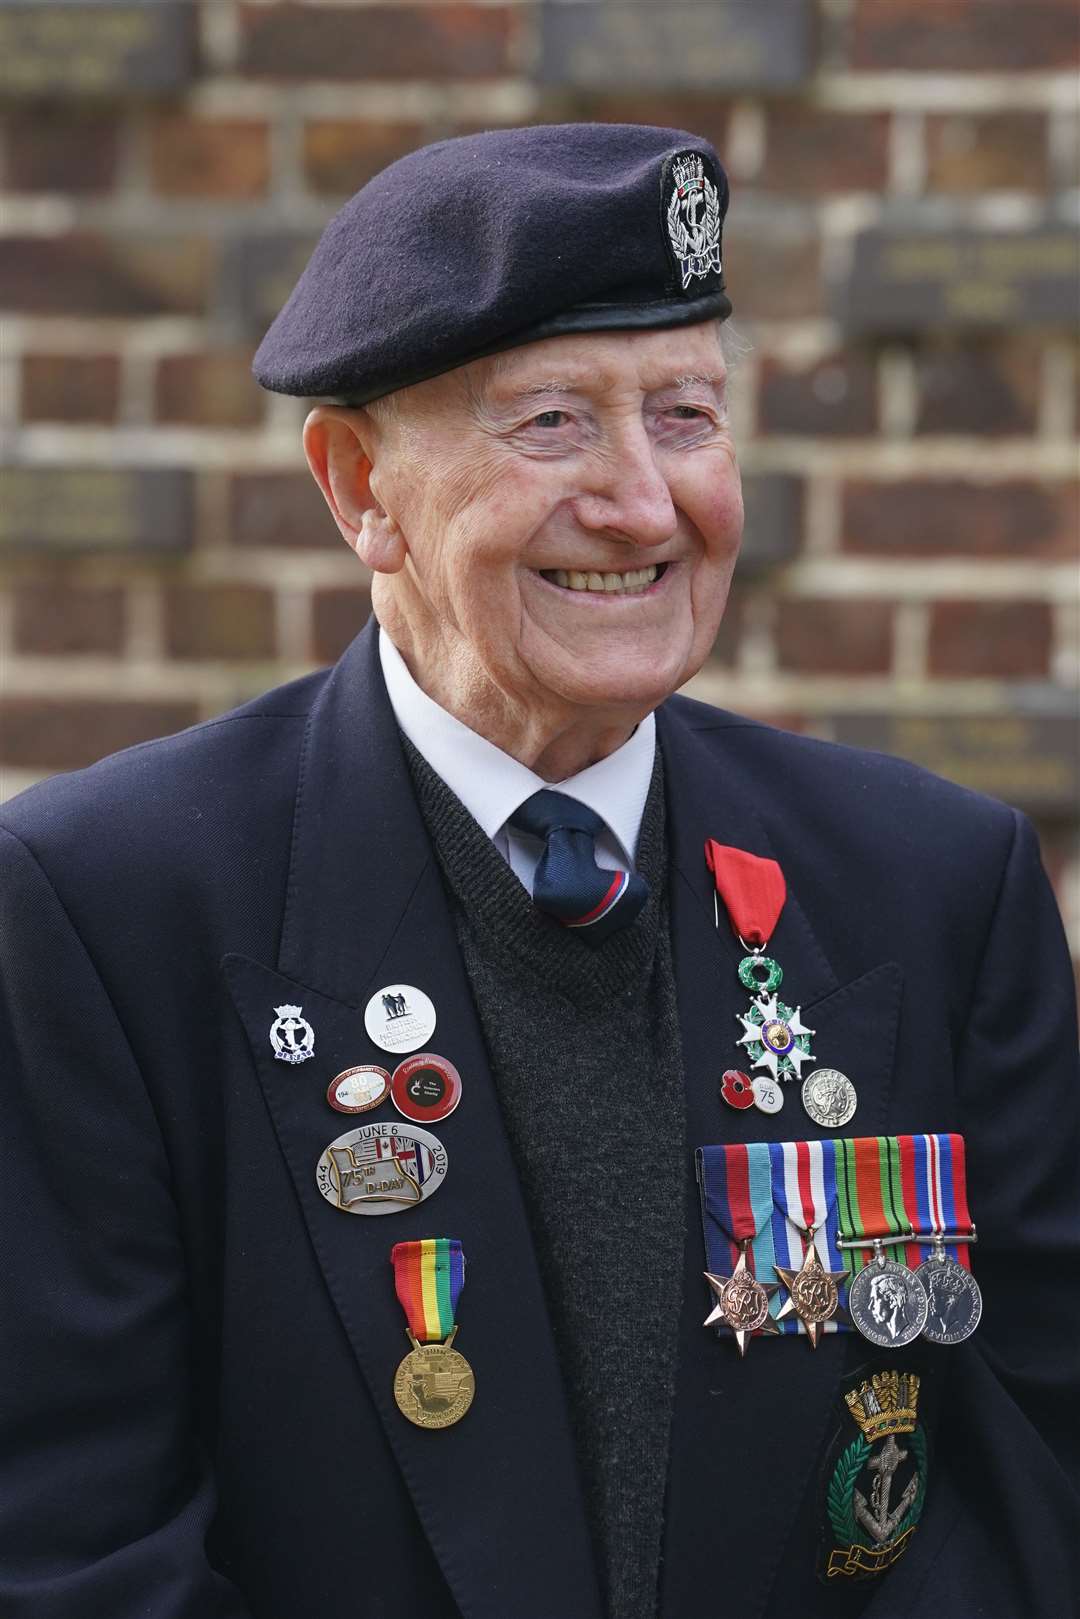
(664, 150, 722, 291)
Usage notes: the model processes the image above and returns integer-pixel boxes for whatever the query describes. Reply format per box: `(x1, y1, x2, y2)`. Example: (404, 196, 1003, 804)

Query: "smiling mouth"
(539, 563, 667, 595)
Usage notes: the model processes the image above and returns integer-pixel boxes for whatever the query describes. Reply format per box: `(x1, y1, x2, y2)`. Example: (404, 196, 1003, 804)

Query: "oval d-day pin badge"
(364, 985, 437, 1054)
(316, 1121, 448, 1216)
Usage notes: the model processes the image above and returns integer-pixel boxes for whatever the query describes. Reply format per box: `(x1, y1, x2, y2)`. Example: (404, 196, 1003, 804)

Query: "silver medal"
(848, 1245, 928, 1349)
(315, 1120, 448, 1216)
(364, 984, 437, 1054)
(916, 1245, 982, 1344)
(801, 1067, 857, 1129)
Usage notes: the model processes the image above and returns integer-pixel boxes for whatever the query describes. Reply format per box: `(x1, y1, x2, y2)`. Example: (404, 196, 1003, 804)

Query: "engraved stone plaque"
(0, 3, 197, 96)
(538, 0, 814, 91)
(0, 468, 194, 554)
(839, 229, 1080, 333)
(830, 712, 1080, 815)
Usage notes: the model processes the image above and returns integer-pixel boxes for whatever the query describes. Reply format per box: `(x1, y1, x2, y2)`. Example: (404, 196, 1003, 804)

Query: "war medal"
(912, 1133, 981, 1344)
(916, 1238, 982, 1344)
(705, 841, 826, 1120)
(391, 1238, 475, 1429)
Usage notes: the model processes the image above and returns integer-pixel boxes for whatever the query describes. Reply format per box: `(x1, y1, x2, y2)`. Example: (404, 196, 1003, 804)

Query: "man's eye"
(669, 405, 706, 420)
(531, 410, 568, 428)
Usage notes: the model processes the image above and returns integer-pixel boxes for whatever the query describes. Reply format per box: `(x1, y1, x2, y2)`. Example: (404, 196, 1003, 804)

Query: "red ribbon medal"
(705, 840, 819, 1120)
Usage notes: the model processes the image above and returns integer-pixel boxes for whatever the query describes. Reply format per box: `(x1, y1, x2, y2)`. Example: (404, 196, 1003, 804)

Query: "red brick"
(148, 116, 271, 199)
(852, 0, 1079, 71)
(2, 112, 120, 193)
(0, 698, 198, 771)
(842, 480, 1078, 559)
(0, 235, 210, 316)
(758, 354, 878, 437)
(928, 600, 1053, 678)
(925, 113, 1049, 195)
(230, 474, 339, 550)
(163, 584, 277, 661)
(303, 121, 426, 195)
(13, 583, 126, 657)
(776, 598, 894, 675)
(312, 586, 373, 663)
(155, 351, 263, 428)
(914, 343, 1040, 437)
(759, 108, 890, 195)
(722, 225, 823, 319)
(238, 4, 515, 81)
(22, 354, 121, 425)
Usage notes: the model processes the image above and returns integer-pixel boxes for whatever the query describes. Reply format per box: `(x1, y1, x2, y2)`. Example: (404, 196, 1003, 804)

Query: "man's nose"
(571, 426, 678, 548)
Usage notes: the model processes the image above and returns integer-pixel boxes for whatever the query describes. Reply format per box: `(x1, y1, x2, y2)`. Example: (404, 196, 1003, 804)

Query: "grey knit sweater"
(405, 740, 687, 1619)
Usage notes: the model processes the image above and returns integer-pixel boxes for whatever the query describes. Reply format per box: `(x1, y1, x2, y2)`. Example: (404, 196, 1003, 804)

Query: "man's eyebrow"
(491, 371, 726, 401)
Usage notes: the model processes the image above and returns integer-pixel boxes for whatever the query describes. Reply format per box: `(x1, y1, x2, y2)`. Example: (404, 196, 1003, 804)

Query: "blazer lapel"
(223, 624, 602, 1619)
(655, 702, 903, 1615)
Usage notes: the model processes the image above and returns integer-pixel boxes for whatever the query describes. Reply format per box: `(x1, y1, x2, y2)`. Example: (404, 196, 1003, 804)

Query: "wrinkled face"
(370, 322, 743, 717)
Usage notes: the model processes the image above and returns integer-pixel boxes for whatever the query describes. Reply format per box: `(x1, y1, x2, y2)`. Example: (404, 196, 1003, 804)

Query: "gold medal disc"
(393, 1341, 475, 1429)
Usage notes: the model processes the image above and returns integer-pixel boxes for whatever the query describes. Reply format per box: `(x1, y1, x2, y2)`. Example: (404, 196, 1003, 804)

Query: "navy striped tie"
(509, 790, 648, 944)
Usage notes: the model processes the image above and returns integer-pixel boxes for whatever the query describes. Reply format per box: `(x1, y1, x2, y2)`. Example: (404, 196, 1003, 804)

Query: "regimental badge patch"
(661, 150, 723, 293)
(822, 1371, 928, 1580)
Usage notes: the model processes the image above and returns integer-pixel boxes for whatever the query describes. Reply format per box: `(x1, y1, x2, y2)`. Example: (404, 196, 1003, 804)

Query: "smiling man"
(1, 125, 1076, 1619)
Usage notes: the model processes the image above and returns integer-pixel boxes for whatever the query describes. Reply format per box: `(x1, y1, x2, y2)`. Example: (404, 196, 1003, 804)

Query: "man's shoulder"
(0, 668, 329, 887)
(662, 692, 1020, 861)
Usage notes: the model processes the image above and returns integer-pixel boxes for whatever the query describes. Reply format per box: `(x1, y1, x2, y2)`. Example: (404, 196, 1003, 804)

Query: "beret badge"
(663, 150, 723, 293)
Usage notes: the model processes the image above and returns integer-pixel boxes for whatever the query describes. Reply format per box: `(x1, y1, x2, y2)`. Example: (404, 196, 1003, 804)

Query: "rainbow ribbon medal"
(390, 1239, 475, 1428)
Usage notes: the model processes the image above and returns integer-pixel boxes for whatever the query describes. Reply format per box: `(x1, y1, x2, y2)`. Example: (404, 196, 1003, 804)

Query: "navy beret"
(253, 122, 732, 405)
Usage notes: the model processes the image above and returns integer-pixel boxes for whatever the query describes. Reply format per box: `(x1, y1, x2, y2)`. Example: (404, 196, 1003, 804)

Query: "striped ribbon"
(391, 1238, 466, 1344)
(834, 1134, 972, 1274)
(698, 1133, 974, 1337)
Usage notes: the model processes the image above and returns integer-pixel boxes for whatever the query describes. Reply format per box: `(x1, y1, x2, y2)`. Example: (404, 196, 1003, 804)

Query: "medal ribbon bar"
(834, 1135, 973, 1273)
(391, 1238, 465, 1343)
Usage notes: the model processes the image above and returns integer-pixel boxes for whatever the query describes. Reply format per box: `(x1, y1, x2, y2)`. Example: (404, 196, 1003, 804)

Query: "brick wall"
(1, 0, 1077, 977)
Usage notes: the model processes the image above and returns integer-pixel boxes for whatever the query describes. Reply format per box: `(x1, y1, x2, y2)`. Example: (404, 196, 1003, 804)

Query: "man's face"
(366, 323, 743, 721)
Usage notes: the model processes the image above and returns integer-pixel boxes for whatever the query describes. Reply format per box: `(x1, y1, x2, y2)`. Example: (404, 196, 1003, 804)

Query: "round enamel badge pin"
(364, 984, 437, 1054)
(326, 1064, 390, 1115)
(391, 1053, 462, 1124)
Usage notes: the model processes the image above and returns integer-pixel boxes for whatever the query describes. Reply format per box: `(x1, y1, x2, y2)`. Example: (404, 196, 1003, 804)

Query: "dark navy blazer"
(1, 621, 1077, 1618)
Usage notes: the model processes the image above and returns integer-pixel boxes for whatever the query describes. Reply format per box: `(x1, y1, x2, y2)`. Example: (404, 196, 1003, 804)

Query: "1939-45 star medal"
(704, 1242, 779, 1358)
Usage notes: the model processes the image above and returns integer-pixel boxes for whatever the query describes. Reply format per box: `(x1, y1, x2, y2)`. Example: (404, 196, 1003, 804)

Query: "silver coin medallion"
(364, 984, 437, 1055)
(916, 1253, 982, 1345)
(315, 1121, 448, 1216)
(848, 1257, 928, 1349)
(801, 1067, 858, 1130)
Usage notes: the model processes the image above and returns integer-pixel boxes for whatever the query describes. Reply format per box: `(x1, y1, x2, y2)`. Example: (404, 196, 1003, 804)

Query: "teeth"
(546, 565, 659, 593)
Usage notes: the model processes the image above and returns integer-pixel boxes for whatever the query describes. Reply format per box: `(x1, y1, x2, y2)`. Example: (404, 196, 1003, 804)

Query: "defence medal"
(836, 1136, 926, 1348)
(847, 1243, 928, 1349)
(704, 841, 820, 1110)
(391, 1238, 475, 1429)
(774, 1229, 847, 1349)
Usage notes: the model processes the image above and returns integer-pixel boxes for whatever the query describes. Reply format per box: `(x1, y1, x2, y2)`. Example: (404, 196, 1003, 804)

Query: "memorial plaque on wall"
(220, 235, 321, 340)
(539, 0, 813, 91)
(831, 713, 1080, 816)
(0, 3, 197, 96)
(0, 468, 193, 554)
(839, 228, 1080, 333)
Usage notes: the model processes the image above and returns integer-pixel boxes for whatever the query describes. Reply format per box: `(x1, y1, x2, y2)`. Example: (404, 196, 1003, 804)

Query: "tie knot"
(509, 789, 604, 842)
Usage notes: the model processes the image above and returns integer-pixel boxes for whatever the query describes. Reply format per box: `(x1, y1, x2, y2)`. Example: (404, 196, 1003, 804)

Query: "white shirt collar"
(378, 627, 656, 866)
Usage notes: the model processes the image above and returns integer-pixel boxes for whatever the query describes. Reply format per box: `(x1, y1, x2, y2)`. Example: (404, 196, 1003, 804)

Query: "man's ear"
(302, 406, 406, 573)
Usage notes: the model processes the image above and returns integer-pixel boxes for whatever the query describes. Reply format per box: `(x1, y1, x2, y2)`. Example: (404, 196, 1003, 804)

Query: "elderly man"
(0, 125, 1076, 1619)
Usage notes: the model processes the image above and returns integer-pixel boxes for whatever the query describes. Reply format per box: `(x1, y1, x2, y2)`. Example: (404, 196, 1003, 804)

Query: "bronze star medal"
(775, 1234, 848, 1349)
(704, 1244, 780, 1357)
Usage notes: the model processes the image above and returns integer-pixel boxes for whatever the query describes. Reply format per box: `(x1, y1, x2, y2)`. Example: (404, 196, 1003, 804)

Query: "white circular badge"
(752, 1075, 784, 1114)
(364, 984, 437, 1054)
(315, 1121, 448, 1217)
